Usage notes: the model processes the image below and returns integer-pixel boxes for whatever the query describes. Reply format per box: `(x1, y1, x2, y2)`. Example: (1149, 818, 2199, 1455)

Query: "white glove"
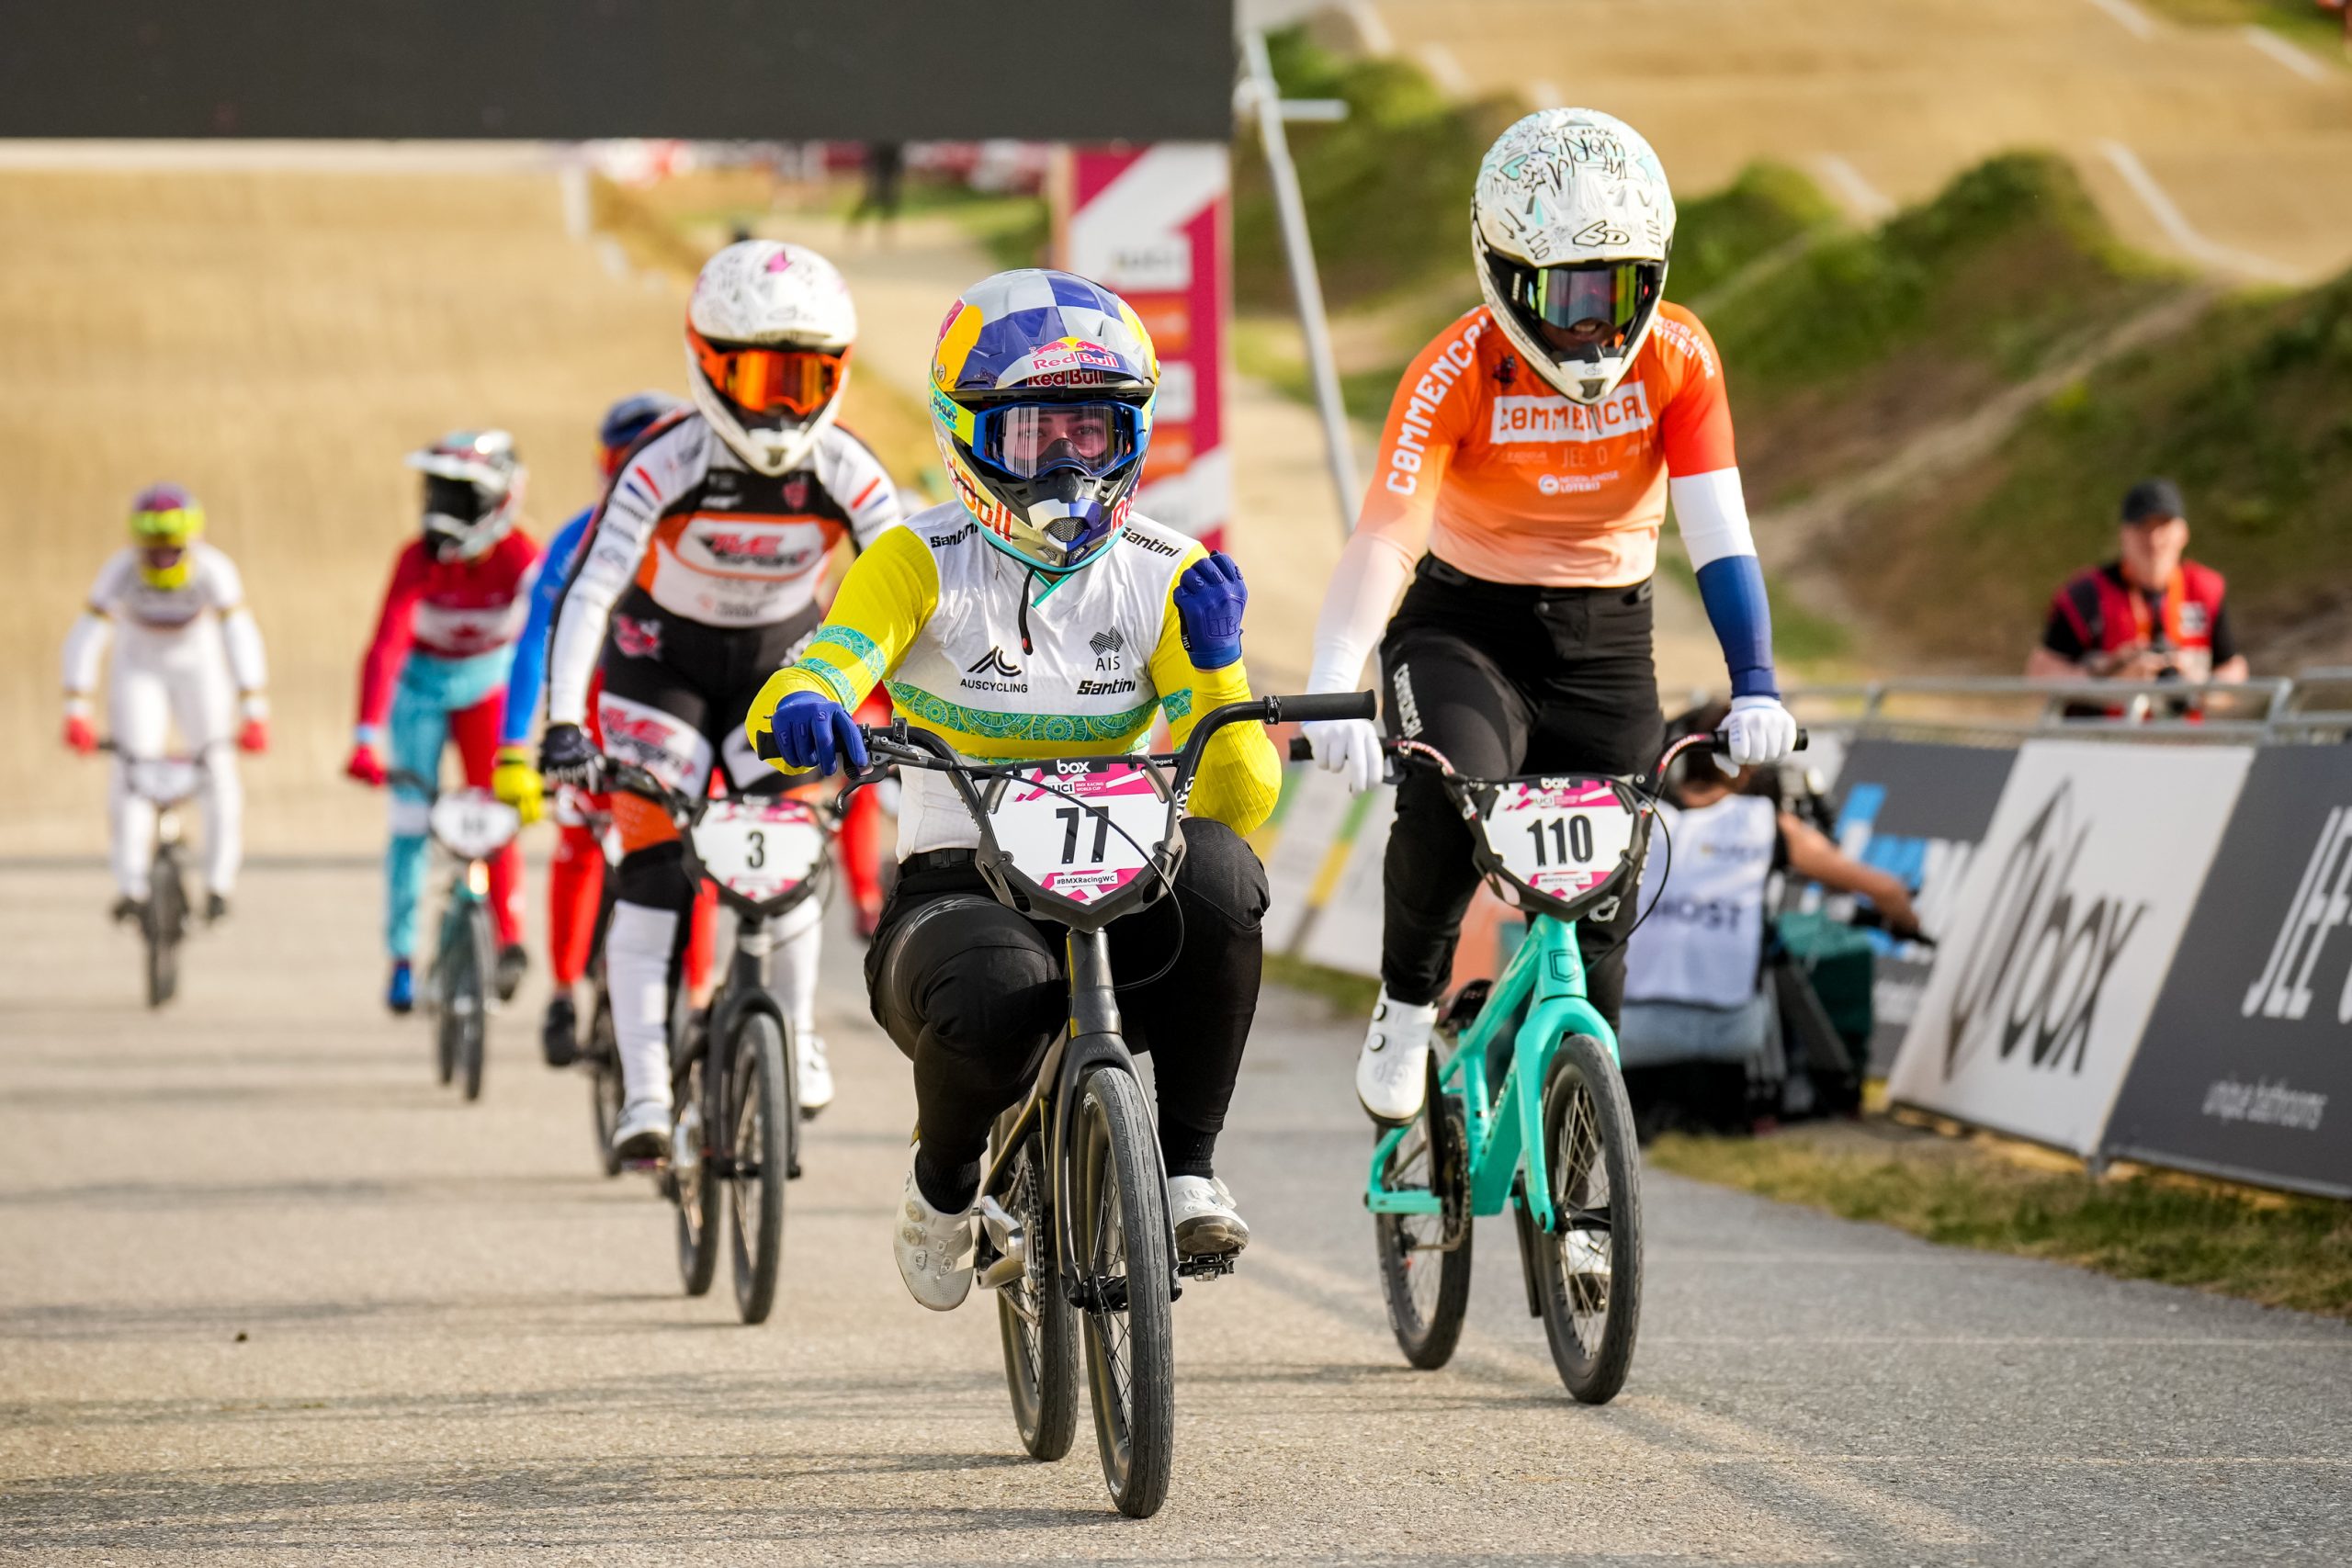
(1717, 694, 1798, 773)
(1303, 717, 1384, 795)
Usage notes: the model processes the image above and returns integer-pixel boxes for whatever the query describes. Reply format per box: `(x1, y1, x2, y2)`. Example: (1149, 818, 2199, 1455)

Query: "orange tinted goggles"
(690, 330, 844, 418)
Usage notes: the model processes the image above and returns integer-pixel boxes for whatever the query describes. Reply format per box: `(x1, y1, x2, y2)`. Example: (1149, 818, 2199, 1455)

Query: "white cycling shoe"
(611, 1098, 673, 1164)
(1168, 1175, 1250, 1257)
(797, 1032, 834, 1117)
(1355, 988, 1439, 1127)
(894, 1164, 974, 1312)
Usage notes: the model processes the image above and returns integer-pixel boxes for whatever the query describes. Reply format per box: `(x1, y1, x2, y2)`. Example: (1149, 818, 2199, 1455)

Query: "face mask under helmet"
(929, 267, 1159, 574)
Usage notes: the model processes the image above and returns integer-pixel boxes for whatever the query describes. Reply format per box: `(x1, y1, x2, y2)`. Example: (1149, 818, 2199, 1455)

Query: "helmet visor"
(422, 474, 492, 526)
(130, 505, 199, 545)
(974, 401, 1138, 480)
(1492, 259, 1658, 346)
(691, 332, 843, 421)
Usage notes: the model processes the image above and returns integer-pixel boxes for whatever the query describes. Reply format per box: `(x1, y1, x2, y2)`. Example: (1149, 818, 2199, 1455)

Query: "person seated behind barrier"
(2028, 479, 2248, 687)
(1617, 704, 1920, 1136)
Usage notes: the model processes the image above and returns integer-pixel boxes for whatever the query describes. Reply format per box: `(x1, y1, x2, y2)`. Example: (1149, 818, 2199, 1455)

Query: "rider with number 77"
(743, 268, 1281, 1311)
(1299, 109, 1801, 1125)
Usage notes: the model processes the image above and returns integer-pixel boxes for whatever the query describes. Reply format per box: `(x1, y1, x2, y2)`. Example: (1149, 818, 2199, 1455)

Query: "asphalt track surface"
(4, 863, 2349, 1565)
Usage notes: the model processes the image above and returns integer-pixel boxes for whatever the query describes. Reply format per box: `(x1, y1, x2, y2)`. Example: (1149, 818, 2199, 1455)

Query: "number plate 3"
(691, 799, 826, 906)
(984, 760, 1170, 907)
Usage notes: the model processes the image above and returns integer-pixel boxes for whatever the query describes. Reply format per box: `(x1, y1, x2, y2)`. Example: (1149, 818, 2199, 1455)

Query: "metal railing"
(1776, 673, 2348, 747)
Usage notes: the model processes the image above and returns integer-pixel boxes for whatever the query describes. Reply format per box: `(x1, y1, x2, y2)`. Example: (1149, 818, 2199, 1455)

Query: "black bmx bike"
(600, 758, 830, 1325)
(101, 741, 213, 1009)
(387, 770, 521, 1101)
(849, 689, 1375, 1518)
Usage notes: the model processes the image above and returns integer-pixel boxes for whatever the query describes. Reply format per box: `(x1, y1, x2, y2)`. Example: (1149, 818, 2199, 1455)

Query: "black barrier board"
(1814, 739, 2016, 1076)
(2101, 745, 2352, 1199)
(0, 2, 1237, 142)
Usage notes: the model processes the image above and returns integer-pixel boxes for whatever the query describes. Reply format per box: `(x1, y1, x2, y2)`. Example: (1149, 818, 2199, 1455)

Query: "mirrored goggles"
(972, 400, 1140, 480)
(1496, 259, 1656, 338)
(690, 331, 844, 420)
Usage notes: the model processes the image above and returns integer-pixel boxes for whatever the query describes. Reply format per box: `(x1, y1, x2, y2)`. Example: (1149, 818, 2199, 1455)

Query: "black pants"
(866, 819, 1270, 1212)
(1379, 558, 1665, 1027)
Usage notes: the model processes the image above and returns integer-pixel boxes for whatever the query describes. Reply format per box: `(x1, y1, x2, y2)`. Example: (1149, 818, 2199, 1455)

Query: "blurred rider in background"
(62, 483, 270, 923)
(1297, 109, 1802, 1126)
(346, 432, 539, 1015)
(490, 391, 714, 1068)
(539, 240, 903, 1161)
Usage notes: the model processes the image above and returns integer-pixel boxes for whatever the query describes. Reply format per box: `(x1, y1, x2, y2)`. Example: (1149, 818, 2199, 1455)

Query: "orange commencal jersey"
(1360, 302, 1736, 588)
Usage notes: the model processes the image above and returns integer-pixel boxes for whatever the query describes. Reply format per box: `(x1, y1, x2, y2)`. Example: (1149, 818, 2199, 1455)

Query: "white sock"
(607, 900, 680, 1109)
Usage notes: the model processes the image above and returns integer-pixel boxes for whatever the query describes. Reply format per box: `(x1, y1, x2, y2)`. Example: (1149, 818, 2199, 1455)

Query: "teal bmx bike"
(1363, 728, 1768, 1403)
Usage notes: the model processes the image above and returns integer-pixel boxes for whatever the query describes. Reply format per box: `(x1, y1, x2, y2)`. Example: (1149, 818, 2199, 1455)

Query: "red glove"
(345, 743, 387, 787)
(239, 716, 270, 754)
(63, 712, 97, 755)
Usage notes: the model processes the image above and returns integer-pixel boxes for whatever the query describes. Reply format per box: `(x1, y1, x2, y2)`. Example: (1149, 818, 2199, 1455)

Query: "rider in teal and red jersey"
(346, 431, 540, 1014)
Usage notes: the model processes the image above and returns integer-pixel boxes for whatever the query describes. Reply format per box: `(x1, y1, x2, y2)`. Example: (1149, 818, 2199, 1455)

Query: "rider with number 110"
(1299, 109, 1802, 1122)
(746, 267, 1279, 1311)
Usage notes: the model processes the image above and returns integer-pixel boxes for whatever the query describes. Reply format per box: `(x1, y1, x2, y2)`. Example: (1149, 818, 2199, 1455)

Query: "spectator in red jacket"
(2028, 479, 2249, 685)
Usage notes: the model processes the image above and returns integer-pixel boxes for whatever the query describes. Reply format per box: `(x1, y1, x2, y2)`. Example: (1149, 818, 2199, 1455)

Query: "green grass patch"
(1832, 266, 2352, 667)
(1671, 162, 1843, 307)
(1651, 1128, 2352, 1318)
(2142, 0, 2348, 56)
(1265, 952, 1382, 1018)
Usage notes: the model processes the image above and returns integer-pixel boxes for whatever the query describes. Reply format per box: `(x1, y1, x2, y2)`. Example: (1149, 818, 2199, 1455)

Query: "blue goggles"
(965, 400, 1145, 481)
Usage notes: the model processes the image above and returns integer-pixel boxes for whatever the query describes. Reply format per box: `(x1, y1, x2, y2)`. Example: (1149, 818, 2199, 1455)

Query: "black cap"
(2120, 478, 2186, 526)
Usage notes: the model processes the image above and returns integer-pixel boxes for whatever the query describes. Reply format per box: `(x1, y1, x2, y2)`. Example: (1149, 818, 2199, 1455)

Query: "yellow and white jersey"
(760, 502, 1280, 857)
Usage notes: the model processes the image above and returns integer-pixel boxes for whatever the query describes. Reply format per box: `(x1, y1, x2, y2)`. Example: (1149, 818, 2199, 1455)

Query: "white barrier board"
(1887, 739, 2253, 1154)
(1261, 764, 1360, 954)
(1299, 783, 1396, 977)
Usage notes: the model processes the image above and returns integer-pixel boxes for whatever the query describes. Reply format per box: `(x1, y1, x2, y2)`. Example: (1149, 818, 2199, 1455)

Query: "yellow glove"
(492, 744, 546, 826)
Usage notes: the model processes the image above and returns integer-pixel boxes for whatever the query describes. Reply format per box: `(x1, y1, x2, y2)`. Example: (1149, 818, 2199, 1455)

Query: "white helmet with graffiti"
(684, 240, 856, 476)
(1472, 108, 1676, 406)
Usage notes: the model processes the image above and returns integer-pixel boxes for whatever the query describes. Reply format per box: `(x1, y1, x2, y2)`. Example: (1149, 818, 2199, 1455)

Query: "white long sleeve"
(221, 607, 268, 696)
(1667, 468, 1758, 569)
(61, 613, 111, 698)
(1306, 526, 1416, 694)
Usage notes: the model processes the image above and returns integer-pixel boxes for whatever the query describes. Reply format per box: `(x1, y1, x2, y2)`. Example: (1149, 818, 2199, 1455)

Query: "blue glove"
(762, 690, 868, 776)
(1173, 550, 1247, 670)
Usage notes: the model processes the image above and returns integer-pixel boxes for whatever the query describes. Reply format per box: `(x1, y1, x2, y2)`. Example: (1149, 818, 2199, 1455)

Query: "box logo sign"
(1888, 740, 2253, 1155)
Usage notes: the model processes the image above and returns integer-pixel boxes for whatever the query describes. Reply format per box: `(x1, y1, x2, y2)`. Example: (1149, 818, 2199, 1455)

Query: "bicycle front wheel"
(1373, 1063, 1473, 1371)
(728, 1013, 791, 1325)
(1532, 1033, 1645, 1404)
(144, 848, 185, 1010)
(1073, 1064, 1174, 1518)
(994, 1111, 1078, 1461)
(458, 902, 492, 1101)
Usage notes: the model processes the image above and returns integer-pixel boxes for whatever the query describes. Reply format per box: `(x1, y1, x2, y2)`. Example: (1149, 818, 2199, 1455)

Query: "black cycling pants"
(1379, 558, 1665, 1027)
(866, 820, 1270, 1213)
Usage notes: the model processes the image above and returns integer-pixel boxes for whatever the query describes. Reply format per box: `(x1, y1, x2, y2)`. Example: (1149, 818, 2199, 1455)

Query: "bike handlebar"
(1284, 727, 1811, 784)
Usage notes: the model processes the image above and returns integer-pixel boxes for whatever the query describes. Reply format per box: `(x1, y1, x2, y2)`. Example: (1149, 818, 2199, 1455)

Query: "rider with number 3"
(1300, 110, 1800, 1125)
(539, 241, 904, 1162)
(742, 268, 1280, 1311)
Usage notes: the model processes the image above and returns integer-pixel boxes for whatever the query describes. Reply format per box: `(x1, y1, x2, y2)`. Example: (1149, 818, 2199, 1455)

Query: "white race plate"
(122, 757, 204, 805)
(429, 788, 522, 861)
(691, 798, 826, 904)
(987, 761, 1169, 906)
(1480, 779, 1638, 901)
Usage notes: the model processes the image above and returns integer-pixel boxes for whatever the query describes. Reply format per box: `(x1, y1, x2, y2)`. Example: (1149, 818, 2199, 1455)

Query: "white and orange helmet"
(684, 240, 856, 476)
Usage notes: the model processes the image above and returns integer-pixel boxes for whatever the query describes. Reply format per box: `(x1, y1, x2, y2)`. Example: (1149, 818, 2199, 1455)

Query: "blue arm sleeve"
(499, 509, 592, 746)
(1693, 553, 1779, 700)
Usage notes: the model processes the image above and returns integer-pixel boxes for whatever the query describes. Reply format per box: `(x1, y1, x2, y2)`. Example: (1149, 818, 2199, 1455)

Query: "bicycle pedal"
(1176, 1252, 1238, 1281)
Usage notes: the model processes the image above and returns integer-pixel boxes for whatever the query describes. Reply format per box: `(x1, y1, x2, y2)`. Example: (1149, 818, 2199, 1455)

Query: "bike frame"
(1364, 912, 1616, 1232)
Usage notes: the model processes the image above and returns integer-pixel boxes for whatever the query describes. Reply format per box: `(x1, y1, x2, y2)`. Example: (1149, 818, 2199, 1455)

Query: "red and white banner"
(1058, 143, 1229, 547)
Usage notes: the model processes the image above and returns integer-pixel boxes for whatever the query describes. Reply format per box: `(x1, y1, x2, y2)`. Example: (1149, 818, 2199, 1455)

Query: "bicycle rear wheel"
(1532, 1033, 1645, 1404)
(673, 1051, 720, 1297)
(144, 847, 184, 1010)
(728, 1013, 791, 1325)
(1073, 1064, 1174, 1518)
(1373, 1057, 1472, 1370)
(993, 1111, 1078, 1461)
(587, 990, 624, 1178)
